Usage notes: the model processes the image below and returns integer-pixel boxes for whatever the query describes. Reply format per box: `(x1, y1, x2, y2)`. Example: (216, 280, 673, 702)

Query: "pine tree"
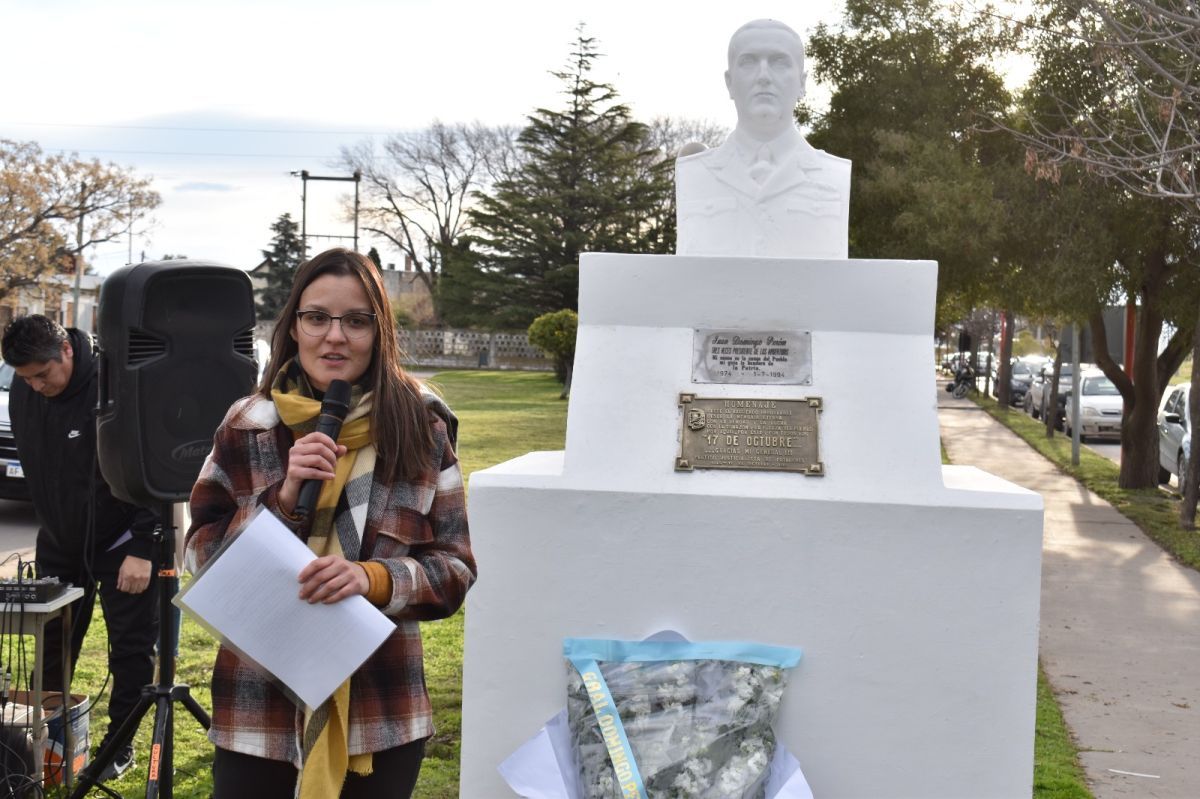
(366, 246, 383, 270)
(257, 213, 306, 323)
(450, 28, 673, 328)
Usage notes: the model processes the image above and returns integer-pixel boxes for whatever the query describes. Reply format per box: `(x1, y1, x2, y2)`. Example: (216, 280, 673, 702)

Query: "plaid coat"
(185, 392, 475, 763)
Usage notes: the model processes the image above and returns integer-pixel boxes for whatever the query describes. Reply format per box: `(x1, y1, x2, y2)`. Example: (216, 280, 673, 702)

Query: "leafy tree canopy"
(802, 0, 1021, 327)
(0, 139, 158, 302)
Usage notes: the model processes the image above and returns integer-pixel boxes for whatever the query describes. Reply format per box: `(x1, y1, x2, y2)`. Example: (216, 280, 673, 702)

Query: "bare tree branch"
(993, 1, 1200, 207)
(340, 121, 520, 299)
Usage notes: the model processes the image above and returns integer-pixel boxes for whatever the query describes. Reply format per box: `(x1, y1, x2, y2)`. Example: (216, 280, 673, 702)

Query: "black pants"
(212, 739, 426, 799)
(39, 549, 159, 738)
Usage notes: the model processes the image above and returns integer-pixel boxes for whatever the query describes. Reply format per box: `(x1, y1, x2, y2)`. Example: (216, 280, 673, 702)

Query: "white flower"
(672, 771, 703, 795)
(625, 693, 652, 716)
(717, 762, 749, 793)
(568, 657, 790, 799)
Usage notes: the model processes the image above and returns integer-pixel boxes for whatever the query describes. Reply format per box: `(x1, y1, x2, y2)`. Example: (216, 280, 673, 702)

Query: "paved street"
(1088, 440, 1121, 465)
(940, 386, 1200, 799)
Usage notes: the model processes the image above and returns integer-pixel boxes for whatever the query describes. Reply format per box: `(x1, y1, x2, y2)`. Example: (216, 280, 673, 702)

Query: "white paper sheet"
(175, 507, 395, 709)
(499, 709, 815, 799)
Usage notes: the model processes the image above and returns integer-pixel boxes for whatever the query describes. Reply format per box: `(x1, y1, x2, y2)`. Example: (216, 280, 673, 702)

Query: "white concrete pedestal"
(460, 255, 1043, 799)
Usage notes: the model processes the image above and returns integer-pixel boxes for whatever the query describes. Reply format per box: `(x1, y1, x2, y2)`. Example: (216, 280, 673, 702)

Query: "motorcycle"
(946, 362, 975, 399)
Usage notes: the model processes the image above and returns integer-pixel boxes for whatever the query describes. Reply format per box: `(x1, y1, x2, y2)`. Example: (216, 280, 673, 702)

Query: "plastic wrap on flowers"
(564, 639, 802, 799)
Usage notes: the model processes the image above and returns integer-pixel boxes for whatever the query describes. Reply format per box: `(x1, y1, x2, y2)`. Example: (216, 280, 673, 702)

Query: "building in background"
(0, 272, 102, 334)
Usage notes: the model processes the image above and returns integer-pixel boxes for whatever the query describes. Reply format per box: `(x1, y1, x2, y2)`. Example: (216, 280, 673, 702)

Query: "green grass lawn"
(50, 371, 1085, 797)
(1033, 667, 1094, 799)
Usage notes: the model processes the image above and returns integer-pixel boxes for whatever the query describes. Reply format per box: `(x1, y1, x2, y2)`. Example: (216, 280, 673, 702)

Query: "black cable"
(78, 398, 119, 750)
(0, 562, 44, 799)
(16, 389, 118, 793)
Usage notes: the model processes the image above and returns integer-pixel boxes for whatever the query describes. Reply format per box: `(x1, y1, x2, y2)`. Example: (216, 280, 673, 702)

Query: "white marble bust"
(676, 19, 850, 259)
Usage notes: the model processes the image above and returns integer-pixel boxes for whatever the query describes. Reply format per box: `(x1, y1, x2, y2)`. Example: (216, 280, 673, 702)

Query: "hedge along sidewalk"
(940, 389, 1200, 798)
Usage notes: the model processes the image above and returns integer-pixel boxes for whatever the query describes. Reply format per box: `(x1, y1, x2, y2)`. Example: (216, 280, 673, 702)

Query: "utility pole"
(1071, 325, 1082, 466)
(72, 181, 85, 328)
(289, 170, 363, 254)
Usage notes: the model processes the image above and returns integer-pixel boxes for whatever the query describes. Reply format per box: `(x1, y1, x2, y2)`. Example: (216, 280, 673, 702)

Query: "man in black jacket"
(1, 315, 158, 781)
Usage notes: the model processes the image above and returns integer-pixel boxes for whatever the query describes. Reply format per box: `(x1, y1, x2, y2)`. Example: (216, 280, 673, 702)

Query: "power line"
(44, 147, 337, 159)
(5, 120, 393, 136)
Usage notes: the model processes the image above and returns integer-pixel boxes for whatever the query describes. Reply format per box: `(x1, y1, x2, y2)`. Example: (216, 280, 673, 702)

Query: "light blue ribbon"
(564, 637, 802, 668)
(566, 655, 647, 799)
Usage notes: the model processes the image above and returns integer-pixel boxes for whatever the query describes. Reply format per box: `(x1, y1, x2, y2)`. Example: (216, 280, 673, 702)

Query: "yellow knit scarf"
(272, 363, 375, 797)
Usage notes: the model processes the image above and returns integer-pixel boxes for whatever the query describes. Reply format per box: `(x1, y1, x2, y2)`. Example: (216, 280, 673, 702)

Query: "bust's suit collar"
(708, 126, 829, 200)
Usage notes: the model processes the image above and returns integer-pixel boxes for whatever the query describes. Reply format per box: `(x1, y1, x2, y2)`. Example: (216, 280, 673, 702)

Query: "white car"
(1026, 361, 1093, 424)
(0, 363, 29, 500)
(1158, 383, 1191, 485)
(1062, 370, 1123, 441)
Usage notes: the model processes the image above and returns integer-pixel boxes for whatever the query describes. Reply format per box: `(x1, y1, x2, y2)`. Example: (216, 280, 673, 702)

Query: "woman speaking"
(186, 248, 476, 798)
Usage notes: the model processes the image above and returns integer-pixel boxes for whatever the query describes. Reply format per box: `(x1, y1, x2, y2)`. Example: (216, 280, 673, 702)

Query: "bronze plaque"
(676, 394, 823, 475)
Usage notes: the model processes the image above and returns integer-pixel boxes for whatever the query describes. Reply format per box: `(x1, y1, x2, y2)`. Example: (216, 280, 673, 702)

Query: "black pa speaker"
(97, 261, 257, 506)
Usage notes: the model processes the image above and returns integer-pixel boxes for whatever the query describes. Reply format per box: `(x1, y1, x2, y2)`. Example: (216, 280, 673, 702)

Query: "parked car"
(255, 338, 271, 383)
(1027, 361, 1092, 425)
(976, 351, 996, 377)
(1022, 364, 1046, 417)
(1062, 370, 1123, 441)
(1158, 383, 1191, 485)
(998, 357, 1045, 407)
(0, 363, 29, 500)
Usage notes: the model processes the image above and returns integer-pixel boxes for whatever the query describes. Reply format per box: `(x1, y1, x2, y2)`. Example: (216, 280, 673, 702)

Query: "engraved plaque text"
(676, 394, 823, 474)
(692, 329, 812, 385)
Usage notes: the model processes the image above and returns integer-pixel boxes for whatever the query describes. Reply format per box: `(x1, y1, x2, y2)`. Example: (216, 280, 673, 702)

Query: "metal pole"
(72, 181, 85, 328)
(1071, 324, 1082, 465)
(291, 169, 357, 252)
(300, 170, 309, 256)
(1124, 301, 1136, 376)
(353, 170, 361, 251)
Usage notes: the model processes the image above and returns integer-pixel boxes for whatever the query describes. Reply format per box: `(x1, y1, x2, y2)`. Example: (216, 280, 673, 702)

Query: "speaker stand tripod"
(69, 504, 210, 799)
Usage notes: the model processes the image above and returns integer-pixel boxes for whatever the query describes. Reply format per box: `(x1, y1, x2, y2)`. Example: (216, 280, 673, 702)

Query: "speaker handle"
(97, 343, 111, 414)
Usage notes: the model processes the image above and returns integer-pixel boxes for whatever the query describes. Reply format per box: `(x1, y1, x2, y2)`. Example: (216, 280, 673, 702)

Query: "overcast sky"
(4, 0, 855, 273)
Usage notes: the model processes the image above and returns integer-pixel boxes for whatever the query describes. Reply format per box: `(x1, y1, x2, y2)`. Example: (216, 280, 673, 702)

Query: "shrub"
(528, 309, 578, 396)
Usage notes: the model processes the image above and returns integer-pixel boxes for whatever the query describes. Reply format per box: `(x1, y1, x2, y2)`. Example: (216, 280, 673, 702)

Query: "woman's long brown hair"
(257, 248, 435, 482)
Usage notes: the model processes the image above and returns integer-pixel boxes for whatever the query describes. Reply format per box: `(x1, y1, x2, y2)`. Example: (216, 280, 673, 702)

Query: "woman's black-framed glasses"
(295, 310, 377, 339)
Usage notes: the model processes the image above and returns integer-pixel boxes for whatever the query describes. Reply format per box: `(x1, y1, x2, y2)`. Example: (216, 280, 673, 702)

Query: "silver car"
(1063, 370, 1123, 441)
(1026, 361, 1090, 423)
(1158, 383, 1191, 485)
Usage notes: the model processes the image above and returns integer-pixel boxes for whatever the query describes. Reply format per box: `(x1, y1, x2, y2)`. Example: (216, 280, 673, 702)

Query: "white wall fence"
(398, 328, 553, 371)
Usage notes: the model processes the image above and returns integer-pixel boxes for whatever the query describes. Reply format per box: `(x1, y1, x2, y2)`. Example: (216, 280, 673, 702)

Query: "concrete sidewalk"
(938, 388, 1200, 799)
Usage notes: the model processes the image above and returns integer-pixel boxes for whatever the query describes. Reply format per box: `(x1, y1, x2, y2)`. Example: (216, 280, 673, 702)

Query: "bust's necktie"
(749, 145, 773, 184)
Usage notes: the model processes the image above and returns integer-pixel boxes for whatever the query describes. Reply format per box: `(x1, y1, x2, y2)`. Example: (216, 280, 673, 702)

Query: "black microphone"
(293, 379, 353, 520)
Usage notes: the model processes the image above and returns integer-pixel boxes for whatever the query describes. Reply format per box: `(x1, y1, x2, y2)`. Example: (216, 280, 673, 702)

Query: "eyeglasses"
(295, 310, 377, 339)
